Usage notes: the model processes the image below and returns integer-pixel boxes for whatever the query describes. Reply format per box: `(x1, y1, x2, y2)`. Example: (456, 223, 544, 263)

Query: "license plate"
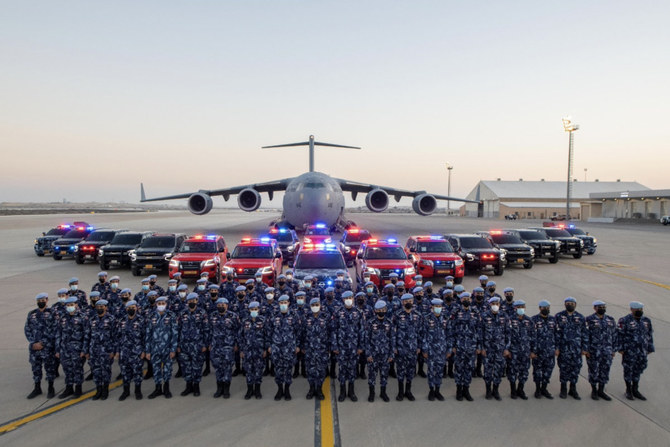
(85, 255, 94, 259)
(543, 252, 551, 256)
(485, 264, 493, 269)
(110, 260, 119, 265)
(184, 270, 198, 275)
(570, 248, 577, 252)
(435, 270, 449, 274)
(516, 258, 525, 263)
(60, 251, 67, 255)
(144, 264, 154, 269)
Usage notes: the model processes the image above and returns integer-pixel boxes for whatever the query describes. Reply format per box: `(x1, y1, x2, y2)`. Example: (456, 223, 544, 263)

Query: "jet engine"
(188, 192, 213, 215)
(238, 188, 262, 212)
(412, 194, 437, 216)
(365, 189, 389, 213)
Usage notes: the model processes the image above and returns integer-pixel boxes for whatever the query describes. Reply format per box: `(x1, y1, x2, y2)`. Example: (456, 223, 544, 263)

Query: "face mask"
(99, 278, 106, 284)
(157, 304, 167, 312)
(475, 295, 483, 301)
(565, 304, 576, 312)
(633, 310, 643, 318)
(250, 310, 259, 318)
(305, 283, 312, 289)
(506, 295, 514, 302)
(150, 280, 157, 286)
(296, 298, 305, 306)
(357, 298, 365, 305)
(596, 308, 606, 316)
(337, 276, 344, 282)
(415, 295, 423, 301)
(226, 275, 234, 281)
(391, 279, 397, 285)
(404, 302, 413, 310)
(516, 308, 525, 316)
(426, 287, 433, 294)
(433, 307, 442, 315)
(197, 285, 206, 291)
(461, 300, 471, 308)
(142, 285, 149, 291)
(286, 274, 293, 280)
(168, 286, 176, 292)
(445, 297, 452, 304)
(490, 305, 500, 313)
(59, 296, 66, 303)
(366, 287, 373, 294)
(376, 311, 386, 319)
(70, 285, 78, 291)
(217, 307, 226, 314)
(446, 281, 453, 288)
(335, 283, 342, 289)
(488, 288, 496, 294)
(266, 294, 274, 301)
(179, 292, 187, 299)
(210, 293, 218, 299)
(311, 306, 320, 313)
(66, 305, 76, 314)
(278, 281, 286, 286)
(397, 288, 404, 294)
(148, 297, 156, 304)
(122, 296, 129, 302)
(326, 294, 334, 301)
(237, 293, 245, 300)
(344, 299, 353, 308)
(37, 301, 47, 309)
(540, 308, 550, 316)
(188, 302, 197, 310)
(386, 291, 394, 298)
(246, 285, 254, 291)
(111, 283, 118, 290)
(127, 308, 136, 317)
(91, 300, 99, 307)
(280, 303, 289, 312)
(416, 281, 422, 287)
(96, 308, 105, 316)
(256, 277, 262, 283)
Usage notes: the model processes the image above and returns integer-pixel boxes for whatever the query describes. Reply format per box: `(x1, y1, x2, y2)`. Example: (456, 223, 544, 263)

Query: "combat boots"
(492, 384, 501, 401)
(163, 381, 172, 399)
(27, 382, 42, 399)
(73, 384, 82, 398)
(306, 385, 315, 400)
(202, 352, 211, 376)
(509, 381, 517, 399)
(47, 381, 55, 399)
(541, 383, 553, 399)
(100, 384, 109, 400)
(338, 383, 346, 402)
(193, 383, 201, 397)
(534, 382, 542, 399)
(315, 385, 325, 401)
(214, 382, 224, 398)
(395, 380, 404, 401)
(59, 385, 74, 399)
(254, 383, 262, 399)
(119, 384, 130, 401)
(632, 382, 646, 400)
(284, 384, 292, 401)
(516, 382, 528, 400)
(597, 383, 611, 401)
(368, 385, 375, 402)
(222, 382, 231, 399)
(568, 383, 580, 400)
(404, 381, 415, 401)
(559, 383, 568, 399)
(462, 386, 473, 401)
(428, 387, 435, 401)
(434, 386, 444, 401)
(379, 386, 389, 402)
(293, 362, 300, 378)
(485, 383, 492, 400)
(274, 384, 284, 401)
(456, 385, 463, 401)
(148, 384, 163, 399)
(592, 384, 600, 400)
(348, 382, 358, 402)
(135, 383, 143, 400)
(92, 385, 103, 401)
(181, 382, 193, 396)
(244, 384, 254, 400)
(417, 358, 427, 378)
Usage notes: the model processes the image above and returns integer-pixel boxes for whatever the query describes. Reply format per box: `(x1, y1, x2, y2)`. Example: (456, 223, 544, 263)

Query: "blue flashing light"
(568, 224, 576, 229)
(387, 238, 397, 244)
(394, 269, 401, 273)
(260, 237, 271, 243)
(326, 280, 333, 286)
(206, 234, 217, 240)
(70, 245, 75, 250)
(86, 226, 94, 231)
(430, 235, 443, 240)
(315, 223, 326, 229)
(55, 246, 60, 250)
(279, 228, 288, 233)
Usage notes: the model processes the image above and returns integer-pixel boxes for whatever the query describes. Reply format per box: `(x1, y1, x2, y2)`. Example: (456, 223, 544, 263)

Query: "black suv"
(34, 224, 75, 256)
(99, 231, 153, 269)
(476, 230, 534, 269)
(445, 234, 506, 276)
(339, 228, 372, 267)
(51, 225, 96, 260)
(266, 228, 300, 264)
(529, 227, 583, 259)
(508, 229, 560, 264)
(292, 245, 352, 289)
(74, 229, 125, 264)
(565, 225, 597, 255)
(130, 233, 186, 276)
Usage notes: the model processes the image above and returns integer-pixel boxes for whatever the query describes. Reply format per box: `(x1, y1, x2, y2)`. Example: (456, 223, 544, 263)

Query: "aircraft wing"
(334, 178, 479, 203)
(140, 178, 293, 202)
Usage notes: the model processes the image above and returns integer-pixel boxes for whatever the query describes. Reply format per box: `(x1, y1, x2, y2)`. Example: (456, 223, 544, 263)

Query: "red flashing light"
(77, 226, 85, 231)
(557, 224, 566, 229)
(368, 239, 378, 244)
(270, 229, 278, 234)
(350, 249, 357, 255)
(490, 230, 502, 235)
(194, 235, 203, 239)
(241, 238, 251, 243)
(237, 268, 244, 273)
(348, 229, 359, 234)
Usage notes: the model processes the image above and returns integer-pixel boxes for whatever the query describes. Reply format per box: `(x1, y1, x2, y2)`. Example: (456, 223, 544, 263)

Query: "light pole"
(446, 163, 453, 213)
(584, 168, 587, 182)
(562, 117, 579, 220)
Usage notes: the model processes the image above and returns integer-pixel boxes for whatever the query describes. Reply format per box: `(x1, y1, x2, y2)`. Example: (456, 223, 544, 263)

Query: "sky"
(1, 0, 669, 205)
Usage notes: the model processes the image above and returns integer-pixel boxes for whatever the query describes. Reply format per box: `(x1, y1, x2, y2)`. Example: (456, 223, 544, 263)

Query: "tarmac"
(0, 210, 668, 446)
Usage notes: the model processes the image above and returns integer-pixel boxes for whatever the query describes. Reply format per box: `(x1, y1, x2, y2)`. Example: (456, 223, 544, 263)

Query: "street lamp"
(562, 117, 579, 220)
(446, 163, 453, 213)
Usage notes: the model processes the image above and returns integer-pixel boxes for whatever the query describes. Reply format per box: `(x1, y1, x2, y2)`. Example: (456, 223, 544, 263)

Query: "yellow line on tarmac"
(0, 379, 124, 435)
(320, 377, 335, 447)
(569, 263, 670, 291)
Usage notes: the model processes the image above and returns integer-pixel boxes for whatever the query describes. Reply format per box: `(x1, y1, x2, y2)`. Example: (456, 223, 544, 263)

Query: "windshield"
(365, 246, 407, 260)
(179, 241, 217, 253)
(567, 228, 586, 236)
(306, 227, 330, 236)
(269, 232, 294, 243)
(46, 228, 69, 236)
(517, 230, 545, 240)
(544, 228, 572, 238)
(62, 229, 89, 239)
(295, 252, 346, 270)
(490, 234, 523, 244)
(85, 231, 116, 242)
(110, 233, 143, 245)
(232, 245, 273, 259)
(459, 237, 493, 249)
(344, 231, 371, 243)
(141, 236, 176, 248)
(416, 241, 454, 253)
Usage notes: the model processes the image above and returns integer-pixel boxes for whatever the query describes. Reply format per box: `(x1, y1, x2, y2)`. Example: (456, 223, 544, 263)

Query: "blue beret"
(141, 278, 150, 283)
(197, 278, 207, 284)
(65, 297, 78, 304)
(248, 301, 260, 309)
(310, 298, 320, 305)
(148, 275, 157, 280)
(401, 293, 414, 301)
(125, 300, 137, 307)
(396, 281, 405, 287)
(296, 291, 306, 297)
(445, 276, 454, 281)
(110, 276, 120, 281)
(629, 301, 644, 309)
(277, 274, 286, 279)
(98, 271, 107, 277)
(442, 289, 454, 295)
(564, 297, 576, 303)
(459, 292, 471, 299)
(147, 291, 158, 297)
(454, 285, 465, 293)
(177, 284, 188, 291)
(96, 299, 108, 306)
(431, 299, 443, 306)
(412, 287, 423, 293)
(57, 288, 68, 295)
(278, 295, 290, 302)
(513, 300, 526, 307)
(304, 275, 314, 281)
(121, 288, 132, 294)
(355, 291, 366, 297)
(538, 300, 551, 307)
(478, 275, 488, 281)
(383, 284, 395, 289)
(365, 281, 374, 287)
(156, 296, 168, 303)
(374, 301, 387, 310)
(245, 279, 255, 284)
(68, 277, 79, 284)
(488, 297, 501, 304)
(235, 286, 246, 292)
(325, 287, 335, 293)
(473, 287, 484, 293)
(336, 270, 345, 275)
(389, 273, 399, 278)
(168, 279, 177, 284)
(216, 298, 228, 304)
(186, 293, 199, 301)
(504, 288, 514, 293)
(35, 293, 48, 300)
(90, 291, 101, 298)
(342, 291, 354, 298)
(285, 269, 293, 274)
(201, 271, 210, 276)
(173, 272, 182, 277)
(486, 281, 496, 287)
(265, 287, 275, 293)
(592, 300, 606, 306)
(208, 284, 219, 290)
(254, 271, 262, 276)
(423, 281, 433, 287)
(414, 275, 423, 279)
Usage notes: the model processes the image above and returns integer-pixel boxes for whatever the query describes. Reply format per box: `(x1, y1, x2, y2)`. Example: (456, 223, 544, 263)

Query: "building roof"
(480, 180, 648, 200)
(501, 202, 580, 208)
(590, 189, 670, 200)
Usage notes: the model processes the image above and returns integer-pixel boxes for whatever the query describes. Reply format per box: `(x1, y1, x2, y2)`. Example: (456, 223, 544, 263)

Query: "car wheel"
(36, 251, 44, 257)
(494, 265, 504, 276)
(99, 260, 109, 270)
(53, 254, 62, 261)
(131, 267, 141, 276)
(75, 255, 84, 265)
(587, 250, 596, 255)
(549, 255, 559, 264)
(454, 276, 463, 284)
(573, 252, 583, 259)
(523, 260, 533, 269)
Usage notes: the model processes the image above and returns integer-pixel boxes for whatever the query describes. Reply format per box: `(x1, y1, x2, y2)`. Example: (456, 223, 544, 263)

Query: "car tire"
(494, 265, 504, 276)
(53, 254, 62, 261)
(587, 250, 596, 255)
(36, 251, 44, 257)
(75, 255, 84, 265)
(573, 252, 582, 259)
(99, 260, 109, 270)
(454, 276, 463, 284)
(131, 266, 141, 276)
(549, 255, 559, 264)
(523, 260, 533, 269)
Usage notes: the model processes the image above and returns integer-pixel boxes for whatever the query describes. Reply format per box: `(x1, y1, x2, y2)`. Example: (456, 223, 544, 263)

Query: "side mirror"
(226, 253, 231, 260)
(275, 252, 282, 259)
(409, 247, 416, 253)
(42, 232, 46, 236)
(288, 261, 294, 268)
(586, 232, 590, 236)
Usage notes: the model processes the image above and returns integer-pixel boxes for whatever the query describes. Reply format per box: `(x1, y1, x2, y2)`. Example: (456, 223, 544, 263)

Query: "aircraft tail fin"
(262, 135, 360, 172)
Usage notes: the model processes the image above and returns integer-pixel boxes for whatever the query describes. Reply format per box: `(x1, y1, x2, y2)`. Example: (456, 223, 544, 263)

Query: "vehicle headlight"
(579, 240, 584, 247)
(288, 245, 295, 252)
(344, 246, 350, 253)
(420, 260, 433, 266)
(454, 259, 463, 266)
(73, 246, 79, 252)
(223, 266, 234, 273)
(169, 259, 180, 267)
(529, 248, 535, 256)
(261, 266, 274, 274)
(555, 241, 562, 248)
(163, 252, 173, 260)
(34, 239, 38, 244)
(466, 254, 475, 261)
(98, 249, 104, 256)
(593, 238, 597, 243)
(202, 259, 216, 267)
(129, 250, 137, 261)
(404, 267, 415, 275)
(367, 267, 380, 275)
(500, 251, 506, 260)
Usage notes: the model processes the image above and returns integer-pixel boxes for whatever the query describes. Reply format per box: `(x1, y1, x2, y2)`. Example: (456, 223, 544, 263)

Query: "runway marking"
(0, 379, 123, 435)
(315, 377, 341, 447)
(569, 263, 670, 291)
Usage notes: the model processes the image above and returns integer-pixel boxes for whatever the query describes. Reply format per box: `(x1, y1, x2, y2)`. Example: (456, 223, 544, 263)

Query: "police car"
(505, 229, 560, 264)
(444, 234, 506, 276)
(404, 235, 465, 282)
(34, 223, 76, 256)
(51, 224, 96, 260)
(169, 234, 229, 283)
(562, 224, 597, 255)
(130, 233, 186, 276)
(266, 227, 300, 264)
(530, 226, 583, 259)
(74, 229, 125, 264)
(291, 242, 352, 288)
(98, 231, 153, 269)
(475, 230, 534, 269)
(302, 223, 333, 245)
(355, 238, 416, 288)
(223, 237, 282, 286)
(339, 227, 372, 267)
